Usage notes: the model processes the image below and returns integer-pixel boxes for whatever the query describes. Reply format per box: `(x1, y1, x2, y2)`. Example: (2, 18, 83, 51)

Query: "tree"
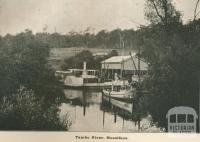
(96, 30, 108, 46)
(0, 87, 71, 130)
(62, 50, 96, 70)
(0, 30, 67, 130)
(134, 0, 200, 130)
(194, 0, 200, 21)
(0, 30, 64, 104)
(145, 0, 182, 25)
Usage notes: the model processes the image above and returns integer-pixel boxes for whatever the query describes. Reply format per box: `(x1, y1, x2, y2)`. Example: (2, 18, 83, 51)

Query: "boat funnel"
(83, 61, 87, 70)
(82, 61, 87, 76)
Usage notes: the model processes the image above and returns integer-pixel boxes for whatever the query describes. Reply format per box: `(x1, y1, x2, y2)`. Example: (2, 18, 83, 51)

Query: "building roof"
(101, 56, 131, 63)
(101, 55, 149, 70)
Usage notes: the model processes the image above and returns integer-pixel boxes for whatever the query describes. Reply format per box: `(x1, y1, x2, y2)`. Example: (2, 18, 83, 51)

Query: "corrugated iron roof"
(101, 55, 149, 70)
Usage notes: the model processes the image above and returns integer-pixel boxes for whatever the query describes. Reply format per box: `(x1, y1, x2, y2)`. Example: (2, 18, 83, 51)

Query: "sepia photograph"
(0, 0, 199, 135)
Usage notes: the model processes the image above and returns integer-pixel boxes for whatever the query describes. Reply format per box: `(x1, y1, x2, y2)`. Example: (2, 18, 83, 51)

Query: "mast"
(120, 32, 122, 78)
(120, 31, 125, 79)
(137, 40, 142, 131)
(138, 46, 141, 84)
(129, 52, 138, 76)
(130, 40, 142, 131)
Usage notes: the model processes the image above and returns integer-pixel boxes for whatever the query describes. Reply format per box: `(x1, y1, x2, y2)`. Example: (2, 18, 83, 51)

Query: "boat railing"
(68, 69, 99, 77)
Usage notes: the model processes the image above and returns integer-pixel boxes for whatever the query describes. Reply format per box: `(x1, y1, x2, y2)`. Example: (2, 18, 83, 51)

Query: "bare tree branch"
(162, 0, 168, 23)
(196, 10, 200, 17)
(150, 0, 165, 23)
(194, 0, 200, 21)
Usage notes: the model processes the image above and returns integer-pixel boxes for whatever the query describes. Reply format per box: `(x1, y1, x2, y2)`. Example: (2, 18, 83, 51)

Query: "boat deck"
(83, 83, 110, 87)
(64, 83, 111, 90)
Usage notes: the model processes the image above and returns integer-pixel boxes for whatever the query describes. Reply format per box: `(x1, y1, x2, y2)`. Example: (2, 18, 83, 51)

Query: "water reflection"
(60, 88, 140, 132)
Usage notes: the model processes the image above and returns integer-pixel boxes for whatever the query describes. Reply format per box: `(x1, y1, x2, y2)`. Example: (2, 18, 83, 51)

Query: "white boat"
(102, 74, 136, 102)
(64, 62, 99, 88)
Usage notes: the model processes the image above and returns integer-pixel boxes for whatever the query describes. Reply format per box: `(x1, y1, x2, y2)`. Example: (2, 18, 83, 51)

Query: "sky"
(0, 0, 198, 35)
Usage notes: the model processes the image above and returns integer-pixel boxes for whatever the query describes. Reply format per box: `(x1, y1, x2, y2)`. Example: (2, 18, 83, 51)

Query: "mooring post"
(101, 90, 104, 102)
(114, 106, 117, 123)
(137, 115, 141, 131)
(83, 105, 86, 116)
(138, 119, 140, 131)
(103, 110, 105, 128)
(109, 91, 111, 106)
(122, 110, 125, 128)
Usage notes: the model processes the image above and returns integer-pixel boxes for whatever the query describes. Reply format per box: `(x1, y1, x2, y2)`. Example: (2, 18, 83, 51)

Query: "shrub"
(0, 87, 71, 130)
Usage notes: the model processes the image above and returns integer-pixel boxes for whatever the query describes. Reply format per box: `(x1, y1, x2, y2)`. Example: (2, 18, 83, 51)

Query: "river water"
(60, 89, 161, 132)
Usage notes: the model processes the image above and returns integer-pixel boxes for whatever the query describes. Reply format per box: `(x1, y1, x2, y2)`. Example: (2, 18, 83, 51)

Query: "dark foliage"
(61, 50, 119, 70)
(132, 0, 200, 130)
(0, 87, 71, 130)
(0, 30, 69, 130)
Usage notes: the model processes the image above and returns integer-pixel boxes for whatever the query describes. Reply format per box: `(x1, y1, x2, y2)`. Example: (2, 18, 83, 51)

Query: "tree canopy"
(0, 30, 68, 130)
(132, 0, 200, 130)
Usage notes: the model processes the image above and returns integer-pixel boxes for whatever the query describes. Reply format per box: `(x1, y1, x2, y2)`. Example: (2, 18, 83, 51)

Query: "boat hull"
(64, 76, 84, 87)
(102, 93, 133, 113)
(102, 89, 133, 103)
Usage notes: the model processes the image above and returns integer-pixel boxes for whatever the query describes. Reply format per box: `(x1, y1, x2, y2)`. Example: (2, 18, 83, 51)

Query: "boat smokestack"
(82, 61, 87, 76)
(83, 61, 87, 70)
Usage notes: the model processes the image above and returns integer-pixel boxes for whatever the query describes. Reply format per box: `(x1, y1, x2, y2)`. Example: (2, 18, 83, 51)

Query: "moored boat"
(64, 62, 99, 88)
(102, 73, 136, 103)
